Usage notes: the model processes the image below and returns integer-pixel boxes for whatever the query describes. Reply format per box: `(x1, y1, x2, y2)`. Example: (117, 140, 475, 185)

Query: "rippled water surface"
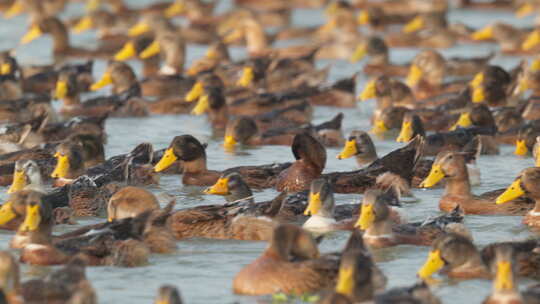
(0, 1, 539, 303)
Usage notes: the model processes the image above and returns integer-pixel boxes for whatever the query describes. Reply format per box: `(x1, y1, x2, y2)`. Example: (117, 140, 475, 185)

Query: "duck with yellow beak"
(154, 286, 184, 304)
(420, 151, 532, 214)
(371, 106, 410, 138)
(417, 232, 488, 280)
(302, 178, 337, 234)
(51, 142, 85, 187)
(204, 172, 255, 204)
(336, 130, 378, 167)
(484, 244, 523, 304)
(496, 167, 540, 228)
(514, 128, 540, 157)
(10, 191, 54, 250)
(7, 160, 43, 194)
(356, 189, 463, 248)
(222, 117, 258, 151)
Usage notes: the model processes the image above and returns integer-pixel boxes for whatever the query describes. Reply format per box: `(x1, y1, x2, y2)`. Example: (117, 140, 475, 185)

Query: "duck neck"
(25, 173, 43, 192)
(208, 105, 228, 129)
(368, 53, 389, 66)
(142, 57, 161, 78)
(50, 25, 70, 54)
(355, 152, 377, 167)
(62, 93, 81, 106)
(245, 21, 269, 56)
(530, 199, 540, 215)
(226, 185, 254, 204)
(163, 46, 185, 75)
(182, 157, 208, 174)
(444, 167, 471, 197)
(365, 219, 393, 238)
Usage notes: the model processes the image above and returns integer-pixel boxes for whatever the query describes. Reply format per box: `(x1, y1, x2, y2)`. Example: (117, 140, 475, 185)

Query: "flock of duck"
(3, 0, 540, 303)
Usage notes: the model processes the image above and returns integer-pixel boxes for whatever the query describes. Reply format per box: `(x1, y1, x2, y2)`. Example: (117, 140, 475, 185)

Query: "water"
(0, 1, 538, 303)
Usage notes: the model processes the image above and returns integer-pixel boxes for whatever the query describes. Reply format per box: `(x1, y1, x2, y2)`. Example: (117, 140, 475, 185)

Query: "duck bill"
(522, 30, 540, 51)
(335, 266, 354, 296)
(154, 148, 178, 172)
(0, 202, 16, 225)
(357, 11, 369, 25)
(236, 67, 254, 87)
(420, 164, 445, 188)
(85, 0, 100, 12)
(55, 81, 68, 99)
(495, 261, 514, 291)
(471, 26, 493, 41)
(406, 64, 423, 87)
(204, 177, 229, 195)
(20, 25, 42, 44)
(531, 59, 540, 72)
(496, 178, 525, 205)
(336, 139, 357, 159)
(140, 40, 161, 59)
(165, 1, 185, 18)
(51, 153, 70, 178)
(4, 1, 24, 19)
(403, 16, 424, 33)
(114, 42, 137, 61)
(191, 95, 210, 115)
(370, 120, 388, 136)
(469, 72, 484, 89)
(223, 135, 237, 150)
(8, 170, 26, 194)
(516, 3, 534, 18)
(205, 48, 218, 60)
(128, 22, 150, 37)
(0, 63, 11, 75)
(396, 121, 413, 143)
(304, 192, 321, 216)
(20, 204, 41, 232)
(418, 250, 445, 279)
(514, 140, 528, 156)
(223, 27, 243, 44)
(472, 86, 485, 103)
(359, 80, 376, 101)
(450, 112, 472, 130)
(349, 44, 366, 63)
(355, 203, 374, 230)
(73, 16, 93, 34)
(90, 72, 113, 91)
(185, 82, 204, 102)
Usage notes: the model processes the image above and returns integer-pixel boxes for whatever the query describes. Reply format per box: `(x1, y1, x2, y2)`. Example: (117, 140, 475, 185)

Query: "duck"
(471, 22, 539, 55)
(232, 223, 339, 295)
(186, 41, 232, 76)
(107, 186, 160, 222)
(359, 76, 415, 118)
(356, 189, 464, 248)
(420, 150, 533, 215)
(496, 167, 540, 228)
(51, 141, 86, 187)
(350, 36, 409, 77)
(336, 130, 378, 167)
(0, 251, 97, 304)
(7, 159, 43, 194)
(153, 134, 291, 188)
(113, 36, 162, 78)
(154, 285, 183, 304)
(356, 7, 415, 32)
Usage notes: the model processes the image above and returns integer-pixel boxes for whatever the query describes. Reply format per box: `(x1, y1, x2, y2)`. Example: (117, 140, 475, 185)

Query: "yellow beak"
(450, 112, 472, 130)
(357, 11, 369, 25)
(522, 30, 540, 51)
(51, 153, 70, 178)
(0, 63, 11, 75)
(114, 42, 137, 61)
(418, 250, 445, 279)
(496, 178, 525, 205)
(349, 44, 367, 63)
(191, 95, 209, 115)
(185, 81, 204, 102)
(359, 80, 376, 101)
(90, 71, 113, 91)
(165, 1, 185, 18)
(236, 66, 254, 87)
(20, 204, 41, 232)
(204, 177, 229, 195)
(8, 169, 26, 194)
(515, 140, 528, 156)
(471, 26, 494, 41)
(403, 16, 424, 33)
(0, 202, 16, 225)
(73, 16, 93, 34)
(356, 203, 374, 230)
(495, 261, 514, 291)
(128, 22, 150, 37)
(396, 121, 413, 143)
(55, 81, 68, 99)
(304, 192, 322, 216)
(472, 86, 485, 103)
(223, 27, 244, 44)
(335, 266, 354, 297)
(223, 135, 237, 150)
(420, 164, 445, 188)
(21, 25, 42, 44)
(154, 148, 177, 172)
(371, 120, 388, 136)
(531, 59, 540, 72)
(4, 1, 24, 19)
(516, 3, 535, 18)
(140, 39, 161, 59)
(469, 72, 483, 89)
(85, 0, 100, 12)
(336, 139, 358, 160)
(406, 64, 423, 87)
